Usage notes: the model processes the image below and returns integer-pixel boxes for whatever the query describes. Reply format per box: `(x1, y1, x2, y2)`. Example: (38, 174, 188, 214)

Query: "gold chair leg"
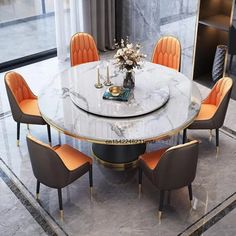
(139, 184, 142, 194)
(90, 187, 93, 200)
(60, 210, 64, 220)
(138, 184, 142, 199)
(209, 129, 213, 142)
(216, 146, 220, 158)
(158, 211, 162, 222)
(36, 193, 39, 200)
(17, 140, 19, 147)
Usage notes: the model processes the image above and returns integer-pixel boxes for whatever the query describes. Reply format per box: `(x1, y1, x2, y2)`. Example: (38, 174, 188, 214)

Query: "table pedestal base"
(92, 143, 146, 170)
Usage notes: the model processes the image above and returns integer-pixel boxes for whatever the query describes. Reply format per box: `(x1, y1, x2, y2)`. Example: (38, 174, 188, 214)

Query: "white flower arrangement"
(113, 38, 146, 71)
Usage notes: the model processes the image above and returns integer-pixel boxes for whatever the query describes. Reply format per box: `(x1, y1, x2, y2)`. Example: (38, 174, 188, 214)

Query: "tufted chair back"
(5, 72, 36, 122)
(152, 36, 181, 71)
(203, 77, 233, 107)
(5, 72, 35, 104)
(70, 32, 99, 67)
(202, 77, 233, 128)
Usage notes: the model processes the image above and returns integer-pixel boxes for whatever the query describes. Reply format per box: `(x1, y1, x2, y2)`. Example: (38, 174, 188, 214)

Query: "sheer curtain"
(54, 0, 116, 62)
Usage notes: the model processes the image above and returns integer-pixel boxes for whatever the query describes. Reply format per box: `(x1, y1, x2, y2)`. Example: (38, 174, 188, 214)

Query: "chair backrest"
(205, 77, 233, 128)
(152, 36, 181, 71)
(26, 135, 69, 188)
(4, 72, 35, 122)
(70, 32, 99, 67)
(154, 140, 199, 190)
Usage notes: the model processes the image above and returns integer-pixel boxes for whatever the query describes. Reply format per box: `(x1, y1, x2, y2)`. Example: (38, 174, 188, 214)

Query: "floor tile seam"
(178, 192, 236, 236)
(189, 200, 236, 236)
(0, 110, 11, 119)
(221, 126, 236, 139)
(0, 157, 68, 236)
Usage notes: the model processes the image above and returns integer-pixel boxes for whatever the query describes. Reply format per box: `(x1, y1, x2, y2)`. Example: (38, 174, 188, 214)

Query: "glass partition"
(0, 0, 56, 64)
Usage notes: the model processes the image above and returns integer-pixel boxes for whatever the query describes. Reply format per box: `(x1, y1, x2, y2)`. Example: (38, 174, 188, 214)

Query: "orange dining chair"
(183, 77, 233, 150)
(70, 32, 99, 67)
(152, 36, 181, 71)
(27, 135, 93, 218)
(138, 140, 199, 219)
(5, 72, 51, 146)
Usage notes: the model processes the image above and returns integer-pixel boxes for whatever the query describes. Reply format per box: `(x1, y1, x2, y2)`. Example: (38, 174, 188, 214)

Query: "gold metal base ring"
(92, 150, 138, 171)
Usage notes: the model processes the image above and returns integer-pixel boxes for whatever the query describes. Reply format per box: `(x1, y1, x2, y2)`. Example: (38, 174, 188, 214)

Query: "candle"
(97, 66, 100, 85)
(106, 63, 110, 82)
(95, 65, 103, 88)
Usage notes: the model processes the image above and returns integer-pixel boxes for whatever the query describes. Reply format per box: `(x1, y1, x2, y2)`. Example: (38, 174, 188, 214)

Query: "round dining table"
(38, 61, 201, 170)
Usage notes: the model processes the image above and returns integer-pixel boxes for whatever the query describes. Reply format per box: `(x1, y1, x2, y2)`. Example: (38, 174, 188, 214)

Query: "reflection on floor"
(0, 57, 236, 235)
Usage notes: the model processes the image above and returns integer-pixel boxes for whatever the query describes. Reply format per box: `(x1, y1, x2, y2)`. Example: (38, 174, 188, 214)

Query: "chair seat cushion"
(19, 99, 41, 116)
(54, 144, 92, 171)
(195, 104, 217, 121)
(139, 148, 168, 170)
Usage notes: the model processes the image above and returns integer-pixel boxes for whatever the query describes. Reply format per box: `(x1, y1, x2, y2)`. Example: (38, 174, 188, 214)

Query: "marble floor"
(0, 177, 47, 236)
(0, 57, 236, 235)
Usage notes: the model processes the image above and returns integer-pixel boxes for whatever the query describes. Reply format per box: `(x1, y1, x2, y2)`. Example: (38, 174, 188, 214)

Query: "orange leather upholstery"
(195, 77, 233, 121)
(54, 144, 92, 171)
(139, 148, 168, 170)
(70, 32, 99, 67)
(5, 72, 36, 104)
(5, 72, 51, 146)
(26, 135, 93, 214)
(5, 72, 40, 117)
(138, 140, 199, 216)
(19, 99, 41, 116)
(152, 36, 181, 71)
(4, 71, 45, 122)
(195, 104, 217, 121)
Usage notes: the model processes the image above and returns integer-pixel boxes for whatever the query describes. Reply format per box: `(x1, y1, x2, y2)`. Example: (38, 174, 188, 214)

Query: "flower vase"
(123, 70, 135, 89)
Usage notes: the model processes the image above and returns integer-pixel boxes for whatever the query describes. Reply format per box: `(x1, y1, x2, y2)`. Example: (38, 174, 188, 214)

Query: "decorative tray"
(103, 87, 131, 102)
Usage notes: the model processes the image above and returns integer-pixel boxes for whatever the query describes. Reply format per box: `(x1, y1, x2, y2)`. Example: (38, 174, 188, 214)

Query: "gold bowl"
(109, 86, 123, 97)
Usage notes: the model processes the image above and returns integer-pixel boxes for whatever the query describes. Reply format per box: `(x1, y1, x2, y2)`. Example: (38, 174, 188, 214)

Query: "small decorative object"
(109, 86, 123, 97)
(95, 65, 103, 88)
(103, 87, 131, 102)
(114, 37, 146, 89)
(212, 45, 228, 82)
(104, 62, 113, 86)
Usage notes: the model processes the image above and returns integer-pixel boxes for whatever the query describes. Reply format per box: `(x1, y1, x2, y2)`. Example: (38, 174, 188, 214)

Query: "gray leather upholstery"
(27, 136, 91, 189)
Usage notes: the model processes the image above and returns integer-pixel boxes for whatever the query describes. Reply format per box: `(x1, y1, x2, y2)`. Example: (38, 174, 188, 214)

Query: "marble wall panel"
(117, 0, 199, 78)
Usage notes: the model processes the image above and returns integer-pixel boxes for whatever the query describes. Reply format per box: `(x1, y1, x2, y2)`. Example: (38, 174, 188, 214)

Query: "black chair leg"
(183, 128, 187, 144)
(229, 55, 233, 71)
(36, 180, 40, 199)
(216, 128, 219, 148)
(138, 167, 142, 194)
(17, 122, 20, 146)
(188, 184, 193, 201)
(167, 190, 171, 205)
(89, 165, 93, 198)
(58, 188, 63, 218)
(47, 124, 51, 145)
(159, 190, 165, 219)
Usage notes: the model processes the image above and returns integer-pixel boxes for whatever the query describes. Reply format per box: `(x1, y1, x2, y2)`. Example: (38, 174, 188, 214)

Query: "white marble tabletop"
(38, 61, 201, 144)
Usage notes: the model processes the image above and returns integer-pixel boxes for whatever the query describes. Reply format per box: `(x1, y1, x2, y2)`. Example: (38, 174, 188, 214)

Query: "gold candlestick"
(95, 66, 103, 88)
(104, 64, 113, 86)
